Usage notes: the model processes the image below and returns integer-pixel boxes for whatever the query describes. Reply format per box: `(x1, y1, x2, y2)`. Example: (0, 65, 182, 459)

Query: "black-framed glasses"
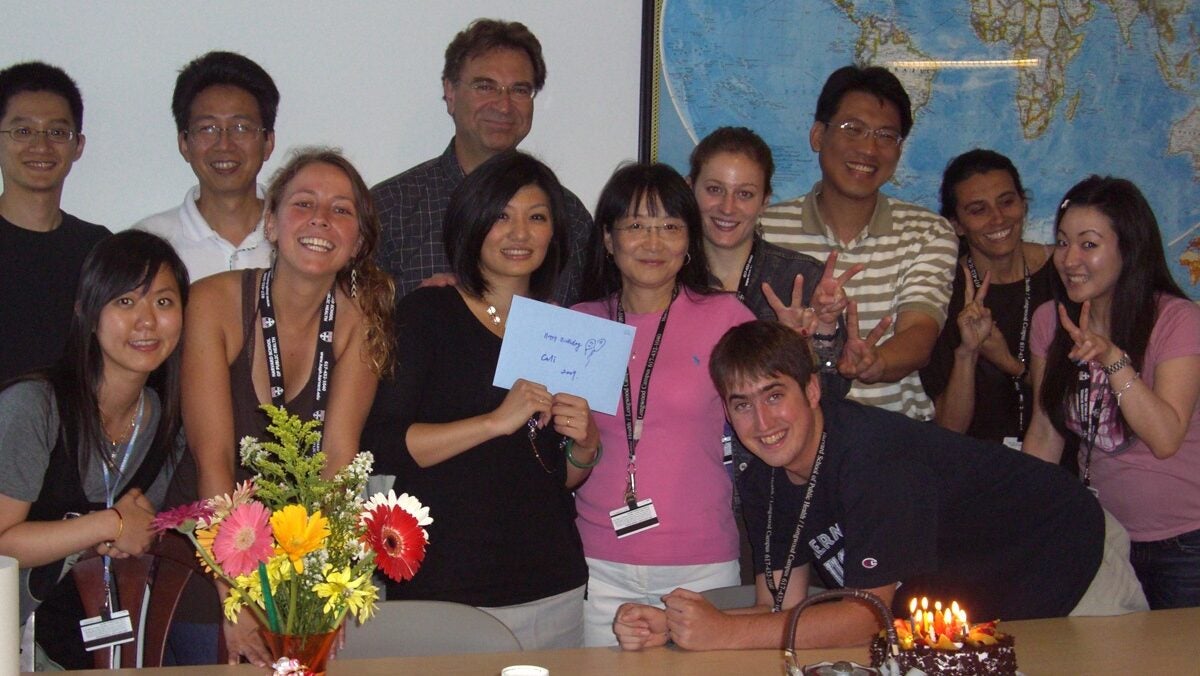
(0, 127, 78, 144)
(466, 79, 537, 101)
(828, 120, 904, 148)
(185, 123, 267, 143)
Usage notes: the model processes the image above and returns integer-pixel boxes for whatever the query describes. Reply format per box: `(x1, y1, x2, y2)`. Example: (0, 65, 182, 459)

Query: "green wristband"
(566, 439, 603, 469)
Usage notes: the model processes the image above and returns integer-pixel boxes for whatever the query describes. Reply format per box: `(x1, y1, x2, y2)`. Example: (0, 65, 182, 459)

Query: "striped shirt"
(760, 183, 957, 419)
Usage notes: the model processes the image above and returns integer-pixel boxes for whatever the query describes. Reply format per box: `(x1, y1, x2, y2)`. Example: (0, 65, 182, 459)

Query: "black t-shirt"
(363, 286, 587, 607)
(740, 398, 1104, 620)
(0, 213, 110, 383)
(921, 261, 1056, 441)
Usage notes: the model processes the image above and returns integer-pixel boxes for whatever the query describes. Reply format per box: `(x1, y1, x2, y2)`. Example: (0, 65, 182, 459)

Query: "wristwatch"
(1102, 352, 1132, 375)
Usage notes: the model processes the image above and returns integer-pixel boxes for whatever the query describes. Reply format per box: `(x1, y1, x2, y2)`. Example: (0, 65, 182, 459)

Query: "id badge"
(80, 609, 134, 651)
(1002, 436, 1022, 451)
(722, 434, 734, 465)
(609, 498, 660, 539)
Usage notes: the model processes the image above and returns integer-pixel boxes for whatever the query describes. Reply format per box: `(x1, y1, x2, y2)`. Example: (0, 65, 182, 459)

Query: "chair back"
(339, 600, 522, 658)
(71, 531, 216, 668)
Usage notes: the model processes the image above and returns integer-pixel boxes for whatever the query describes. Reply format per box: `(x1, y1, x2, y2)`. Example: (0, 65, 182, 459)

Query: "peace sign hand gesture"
(810, 251, 864, 329)
(762, 274, 818, 337)
(1057, 300, 1121, 366)
(956, 267, 995, 353)
(837, 300, 893, 384)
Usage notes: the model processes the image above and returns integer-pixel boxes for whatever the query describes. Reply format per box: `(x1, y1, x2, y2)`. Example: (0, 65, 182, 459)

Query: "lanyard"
(100, 391, 144, 611)
(258, 266, 336, 452)
(965, 255, 1031, 437)
(1077, 365, 1104, 487)
(617, 286, 678, 507)
(763, 432, 827, 612)
(734, 237, 761, 302)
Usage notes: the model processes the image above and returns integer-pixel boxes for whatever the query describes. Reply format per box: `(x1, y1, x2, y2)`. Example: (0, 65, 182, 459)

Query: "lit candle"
(943, 609, 953, 640)
(909, 598, 919, 628)
(934, 607, 945, 637)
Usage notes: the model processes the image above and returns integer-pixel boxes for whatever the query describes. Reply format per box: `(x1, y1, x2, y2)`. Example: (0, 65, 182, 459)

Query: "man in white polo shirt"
(134, 51, 277, 281)
(760, 65, 957, 421)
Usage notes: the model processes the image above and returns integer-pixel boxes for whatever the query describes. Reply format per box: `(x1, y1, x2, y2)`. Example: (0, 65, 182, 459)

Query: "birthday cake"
(868, 599, 1017, 676)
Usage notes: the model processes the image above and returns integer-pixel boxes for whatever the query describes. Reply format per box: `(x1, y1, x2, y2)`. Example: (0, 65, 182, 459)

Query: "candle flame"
(921, 597, 929, 611)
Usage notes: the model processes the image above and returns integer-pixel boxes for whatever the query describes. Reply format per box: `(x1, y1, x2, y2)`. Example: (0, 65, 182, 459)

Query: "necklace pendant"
(486, 305, 502, 325)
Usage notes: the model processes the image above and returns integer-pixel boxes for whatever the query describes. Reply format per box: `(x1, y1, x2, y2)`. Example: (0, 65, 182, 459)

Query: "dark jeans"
(1130, 526, 1200, 610)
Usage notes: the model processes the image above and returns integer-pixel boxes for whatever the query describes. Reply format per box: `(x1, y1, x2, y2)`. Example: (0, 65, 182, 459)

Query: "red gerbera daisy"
(361, 491, 430, 583)
(151, 500, 215, 535)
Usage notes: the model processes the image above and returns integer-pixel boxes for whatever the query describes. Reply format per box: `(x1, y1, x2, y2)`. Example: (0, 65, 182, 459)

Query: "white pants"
(480, 583, 586, 650)
(583, 557, 739, 647)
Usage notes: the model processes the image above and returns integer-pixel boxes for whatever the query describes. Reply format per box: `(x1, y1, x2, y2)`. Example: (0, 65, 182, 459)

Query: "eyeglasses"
(185, 123, 267, 143)
(0, 127, 78, 144)
(611, 221, 687, 240)
(827, 120, 904, 148)
(466, 79, 537, 101)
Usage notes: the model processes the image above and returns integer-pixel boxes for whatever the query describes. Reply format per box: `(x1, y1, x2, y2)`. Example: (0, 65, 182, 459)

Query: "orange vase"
(261, 628, 340, 675)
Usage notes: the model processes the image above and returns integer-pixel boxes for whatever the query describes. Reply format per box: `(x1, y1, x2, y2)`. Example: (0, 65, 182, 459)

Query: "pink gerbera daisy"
(151, 500, 215, 535)
(212, 501, 274, 577)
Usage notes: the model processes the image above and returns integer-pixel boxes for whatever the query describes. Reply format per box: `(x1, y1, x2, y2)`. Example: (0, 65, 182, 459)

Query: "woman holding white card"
(572, 163, 755, 646)
(0, 231, 187, 669)
(364, 151, 599, 649)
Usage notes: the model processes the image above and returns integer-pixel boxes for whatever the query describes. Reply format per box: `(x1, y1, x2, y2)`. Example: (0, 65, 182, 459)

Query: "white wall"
(0, 1, 643, 228)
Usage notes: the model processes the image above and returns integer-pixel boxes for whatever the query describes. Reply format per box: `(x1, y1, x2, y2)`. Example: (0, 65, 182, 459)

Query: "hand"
(551, 392, 600, 450)
(224, 608, 271, 667)
(837, 300, 893, 384)
(762, 276, 817, 337)
(489, 378, 553, 435)
(662, 588, 728, 650)
(955, 268, 995, 353)
(613, 603, 669, 651)
(417, 272, 458, 288)
(1057, 301, 1121, 366)
(109, 488, 156, 556)
(810, 251, 864, 328)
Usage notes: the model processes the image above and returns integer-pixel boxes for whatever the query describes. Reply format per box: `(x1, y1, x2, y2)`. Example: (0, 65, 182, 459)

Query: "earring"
(350, 268, 358, 298)
(684, 252, 693, 265)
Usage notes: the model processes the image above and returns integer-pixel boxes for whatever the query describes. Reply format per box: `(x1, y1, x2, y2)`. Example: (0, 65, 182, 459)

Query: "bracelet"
(111, 507, 124, 542)
(565, 439, 603, 469)
(1113, 372, 1139, 405)
(1102, 352, 1132, 375)
(811, 331, 837, 342)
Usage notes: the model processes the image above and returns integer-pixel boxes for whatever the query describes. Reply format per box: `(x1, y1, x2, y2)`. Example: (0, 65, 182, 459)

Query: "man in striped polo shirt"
(760, 65, 956, 420)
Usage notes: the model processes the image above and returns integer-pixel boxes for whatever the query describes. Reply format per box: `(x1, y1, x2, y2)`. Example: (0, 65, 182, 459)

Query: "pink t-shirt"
(571, 290, 754, 564)
(1031, 295, 1200, 540)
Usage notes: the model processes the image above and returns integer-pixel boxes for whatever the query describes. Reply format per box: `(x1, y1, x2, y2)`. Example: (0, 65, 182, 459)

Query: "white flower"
(362, 490, 433, 527)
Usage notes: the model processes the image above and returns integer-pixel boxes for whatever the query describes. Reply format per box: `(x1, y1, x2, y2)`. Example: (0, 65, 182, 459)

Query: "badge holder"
(609, 465, 660, 539)
(80, 555, 135, 661)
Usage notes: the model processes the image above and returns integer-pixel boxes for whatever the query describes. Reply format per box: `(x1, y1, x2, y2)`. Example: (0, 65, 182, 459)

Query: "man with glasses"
(134, 51, 277, 281)
(0, 61, 109, 382)
(372, 18, 593, 305)
(761, 65, 957, 420)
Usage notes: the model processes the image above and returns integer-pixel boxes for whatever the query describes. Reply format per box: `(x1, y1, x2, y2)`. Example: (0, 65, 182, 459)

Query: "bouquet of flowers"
(153, 405, 431, 639)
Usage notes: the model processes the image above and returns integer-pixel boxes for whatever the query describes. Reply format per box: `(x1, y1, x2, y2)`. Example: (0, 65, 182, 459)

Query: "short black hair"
(579, 162, 715, 303)
(171, 51, 279, 133)
(443, 150, 567, 301)
(443, 18, 547, 91)
(939, 148, 1027, 222)
(0, 61, 84, 132)
(688, 126, 775, 197)
(709, 320, 816, 400)
(814, 65, 913, 138)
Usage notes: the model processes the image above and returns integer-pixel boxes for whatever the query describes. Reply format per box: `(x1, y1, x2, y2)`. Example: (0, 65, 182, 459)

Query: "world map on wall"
(651, 0, 1200, 297)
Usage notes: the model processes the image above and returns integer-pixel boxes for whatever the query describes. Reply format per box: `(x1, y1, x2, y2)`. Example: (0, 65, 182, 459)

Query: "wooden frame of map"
(638, 1, 1199, 296)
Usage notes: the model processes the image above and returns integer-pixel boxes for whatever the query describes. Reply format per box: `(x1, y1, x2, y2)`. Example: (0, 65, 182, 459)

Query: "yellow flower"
(314, 565, 378, 622)
(194, 524, 219, 573)
(269, 505, 329, 574)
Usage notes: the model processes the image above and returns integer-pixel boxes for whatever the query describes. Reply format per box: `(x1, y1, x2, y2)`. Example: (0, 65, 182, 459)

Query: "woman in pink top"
(1025, 176, 1200, 609)
(572, 163, 754, 645)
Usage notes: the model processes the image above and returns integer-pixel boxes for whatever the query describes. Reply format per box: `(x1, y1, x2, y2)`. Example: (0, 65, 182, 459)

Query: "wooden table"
(66, 607, 1200, 675)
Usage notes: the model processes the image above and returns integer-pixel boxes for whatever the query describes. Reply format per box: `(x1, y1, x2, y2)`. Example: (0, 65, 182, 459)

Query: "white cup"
(501, 666, 550, 676)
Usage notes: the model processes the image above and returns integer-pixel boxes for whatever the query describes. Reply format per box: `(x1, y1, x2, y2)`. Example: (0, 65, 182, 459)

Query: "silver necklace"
(486, 305, 502, 325)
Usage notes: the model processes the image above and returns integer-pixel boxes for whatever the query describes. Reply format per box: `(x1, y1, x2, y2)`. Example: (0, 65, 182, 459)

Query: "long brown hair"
(266, 147, 396, 374)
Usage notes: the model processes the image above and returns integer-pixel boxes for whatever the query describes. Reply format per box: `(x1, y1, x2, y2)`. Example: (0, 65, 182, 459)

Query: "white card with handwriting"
(493, 296, 635, 415)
